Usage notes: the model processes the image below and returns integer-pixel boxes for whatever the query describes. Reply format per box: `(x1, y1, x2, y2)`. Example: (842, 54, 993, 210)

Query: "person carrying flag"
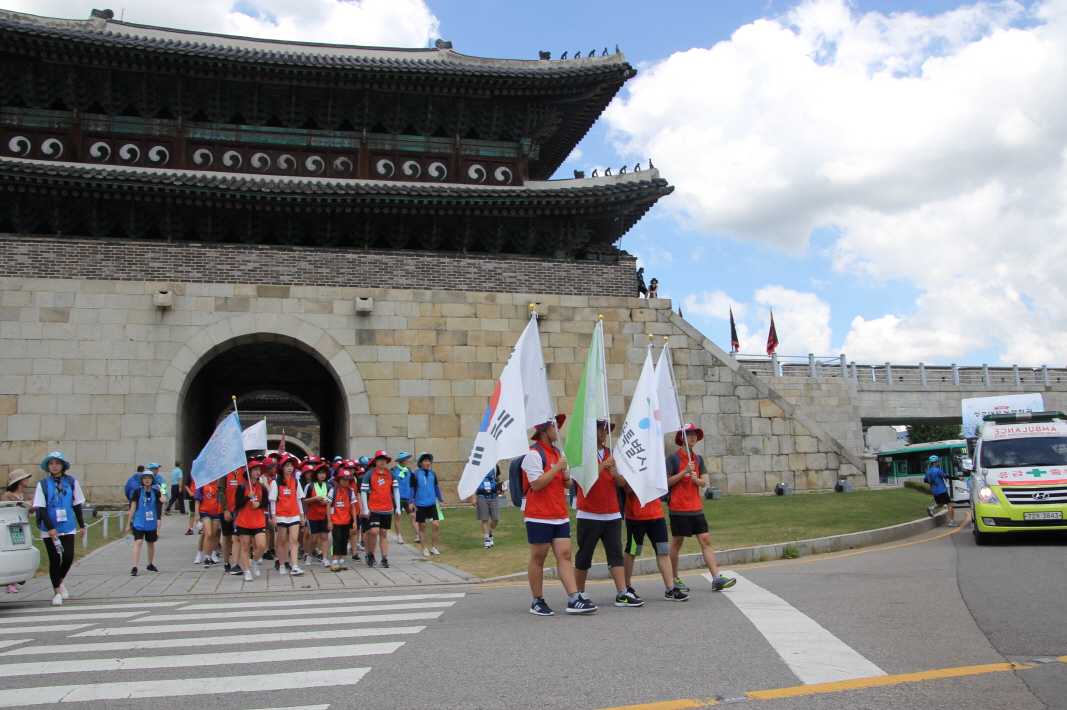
(234, 457, 270, 582)
(666, 424, 736, 593)
(218, 466, 244, 574)
(360, 451, 400, 568)
(523, 415, 596, 616)
(574, 420, 642, 607)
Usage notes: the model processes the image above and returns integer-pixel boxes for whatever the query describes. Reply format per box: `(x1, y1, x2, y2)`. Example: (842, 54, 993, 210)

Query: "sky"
(7, 0, 1066, 367)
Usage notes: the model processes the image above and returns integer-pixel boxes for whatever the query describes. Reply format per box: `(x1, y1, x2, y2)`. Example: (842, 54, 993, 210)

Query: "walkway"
(5, 523, 476, 603)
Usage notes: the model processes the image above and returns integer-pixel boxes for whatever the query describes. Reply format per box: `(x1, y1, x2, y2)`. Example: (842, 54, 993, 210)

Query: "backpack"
(508, 447, 547, 507)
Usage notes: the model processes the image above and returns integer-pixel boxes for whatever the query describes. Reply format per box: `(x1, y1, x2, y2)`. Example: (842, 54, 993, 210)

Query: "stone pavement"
(4, 519, 477, 603)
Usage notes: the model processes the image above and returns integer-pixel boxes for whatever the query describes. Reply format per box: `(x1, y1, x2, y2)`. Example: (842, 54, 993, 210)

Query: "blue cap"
(146, 463, 161, 470)
(396, 451, 412, 462)
(358, 457, 370, 465)
(928, 455, 940, 463)
(40, 452, 70, 472)
(418, 452, 434, 464)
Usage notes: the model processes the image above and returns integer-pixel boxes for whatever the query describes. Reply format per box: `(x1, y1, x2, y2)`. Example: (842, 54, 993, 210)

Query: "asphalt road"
(0, 519, 1064, 710)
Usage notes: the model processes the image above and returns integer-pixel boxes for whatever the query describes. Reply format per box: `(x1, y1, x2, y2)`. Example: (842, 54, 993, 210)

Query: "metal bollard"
(102, 514, 108, 540)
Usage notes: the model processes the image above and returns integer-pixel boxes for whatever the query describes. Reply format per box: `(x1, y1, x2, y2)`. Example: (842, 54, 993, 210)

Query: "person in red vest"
(574, 419, 643, 608)
(327, 468, 360, 571)
(269, 453, 305, 576)
(667, 424, 736, 593)
(523, 414, 596, 616)
(360, 451, 400, 569)
(234, 457, 270, 582)
(193, 477, 222, 569)
(302, 462, 331, 568)
(218, 466, 245, 575)
(621, 454, 688, 603)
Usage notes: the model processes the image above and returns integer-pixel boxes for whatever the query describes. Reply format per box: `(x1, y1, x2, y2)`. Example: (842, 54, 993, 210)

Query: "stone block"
(393, 362, 422, 380)
(429, 415, 460, 438)
(378, 346, 411, 363)
(399, 379, 429, 398)
(304, 299, 334, 314)
(759, 399, 785, 418)
(366, 379, 398, 397)
(806, 453, 828, 470)
(373, 397, 410, 415)
(215, 297, 250, 312)
(796, 436, 818, 453)
(376, 415, 408, 438)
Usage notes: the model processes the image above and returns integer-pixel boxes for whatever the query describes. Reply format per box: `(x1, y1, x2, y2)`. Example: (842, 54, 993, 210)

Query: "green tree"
(907, 424, 963, 445)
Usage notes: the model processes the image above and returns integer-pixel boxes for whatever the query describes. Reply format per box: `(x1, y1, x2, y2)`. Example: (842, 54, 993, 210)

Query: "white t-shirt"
(268, 479, 305, 517)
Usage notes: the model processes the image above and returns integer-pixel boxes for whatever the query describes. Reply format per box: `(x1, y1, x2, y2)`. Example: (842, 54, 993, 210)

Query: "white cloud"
(606, 0, 1067, 364)
(11, 0, 440, 47)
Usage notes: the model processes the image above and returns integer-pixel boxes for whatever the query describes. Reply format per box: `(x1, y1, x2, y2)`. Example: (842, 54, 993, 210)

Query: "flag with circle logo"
(191, 412, 248, 488)
(615, 347, 668, 506)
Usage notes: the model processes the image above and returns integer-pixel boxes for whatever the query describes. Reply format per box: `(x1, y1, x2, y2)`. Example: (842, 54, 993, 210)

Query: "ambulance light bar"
(982, 411, 1066, 423)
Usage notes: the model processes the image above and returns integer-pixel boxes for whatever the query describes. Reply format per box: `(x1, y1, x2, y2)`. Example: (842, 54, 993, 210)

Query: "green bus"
(876, 440, 971, 505)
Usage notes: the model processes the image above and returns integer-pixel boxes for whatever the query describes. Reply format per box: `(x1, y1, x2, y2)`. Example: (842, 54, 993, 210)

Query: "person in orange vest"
(667, 424, 736, 593)
(234, 457, 270, 582)
(621, 453, 687, 603)
(218, 466, 245, 575)
(327, 467, 360, 571)
(301, 462, 331, 568)
(269, 453, 305, 576)
(574, 420, 642, 608)
(193, 477, 222, 568)
(360, 451, 400, 569)
(523, 415, 596, 616)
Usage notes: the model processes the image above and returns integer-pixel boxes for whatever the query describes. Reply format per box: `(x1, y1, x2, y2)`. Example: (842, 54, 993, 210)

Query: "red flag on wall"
(766, 310, 779, 355)
(729, 307, 740, 353)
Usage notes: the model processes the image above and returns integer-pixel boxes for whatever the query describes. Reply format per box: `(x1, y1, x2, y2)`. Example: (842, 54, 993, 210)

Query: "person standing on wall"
(165, 460, 185, 517)
(32, 453, 86, 606)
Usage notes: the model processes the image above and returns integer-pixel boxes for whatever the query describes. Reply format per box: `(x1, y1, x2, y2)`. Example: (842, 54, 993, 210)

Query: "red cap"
(532, 414, 566, 439)
(246, 456, 265, 469)
(373, 450, 392, 463)
(675, 423, 704, 446)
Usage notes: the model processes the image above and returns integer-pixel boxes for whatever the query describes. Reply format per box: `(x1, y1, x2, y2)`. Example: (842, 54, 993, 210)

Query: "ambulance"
(969, 411, 1067, 544)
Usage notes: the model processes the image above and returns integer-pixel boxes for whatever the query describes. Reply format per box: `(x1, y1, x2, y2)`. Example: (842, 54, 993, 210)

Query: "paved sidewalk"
(5, 520, 476, 603)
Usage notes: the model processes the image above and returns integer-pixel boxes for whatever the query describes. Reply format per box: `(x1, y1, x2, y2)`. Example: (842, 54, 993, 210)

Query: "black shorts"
(575, 518, 623, 570)
(199, 513, 220, 521)
(933, 492, 951, 506)
(399, 498, 411, 512)
(236, 526, 266, 536)
(368, 512, 392, 530)
(669, 512, 709, 538)
(415, 505, 439, 523)
(307, 518, 329, 535)
(358, 517, 371, 533)
(131, 528, 158, 543)
(276, 520, 300, 528)
(625, 517, 670, 556)
(220, 517, 235, 536)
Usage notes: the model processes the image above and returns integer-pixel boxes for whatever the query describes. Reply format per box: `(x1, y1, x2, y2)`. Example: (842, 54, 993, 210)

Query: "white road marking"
(0, 624, 93, 635)
(71, 611, 444, 636)
(181, 592, 464, 611)
(6, 626, 425, 656)
(3, 602, 181, 612)
(0, 611, 144, 623)
(241, 707, 330, 710)
(0, 669, 368, 707)
(132, 601, 455, 622)
(0, 641, 402, 676)
(0, 640, 28, 650)
(710, 572, 887, 685)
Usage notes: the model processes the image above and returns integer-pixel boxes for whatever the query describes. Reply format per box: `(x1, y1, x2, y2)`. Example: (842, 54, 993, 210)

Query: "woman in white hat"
(3, 469, 32, 593)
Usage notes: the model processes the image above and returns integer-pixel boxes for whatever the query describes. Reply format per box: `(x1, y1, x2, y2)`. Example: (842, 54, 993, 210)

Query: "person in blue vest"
(924, 455, 957, 527)
(409, 453, 444, 557)
(391, 452, 417, 545)
(126, 472, 161, 576)
(31, 452, 86, 606)
(145, 463, 168, 535)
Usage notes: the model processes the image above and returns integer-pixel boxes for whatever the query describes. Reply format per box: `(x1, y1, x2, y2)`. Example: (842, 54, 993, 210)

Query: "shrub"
(781, 543, 800, 559)
(904, 480, 931, 495)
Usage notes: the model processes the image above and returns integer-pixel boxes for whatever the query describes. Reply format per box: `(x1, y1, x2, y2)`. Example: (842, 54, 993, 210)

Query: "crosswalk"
(0, 591, 465, 708)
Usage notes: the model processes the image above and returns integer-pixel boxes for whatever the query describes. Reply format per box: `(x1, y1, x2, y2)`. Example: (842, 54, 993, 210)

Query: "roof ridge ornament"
(434, 39, 452, 49)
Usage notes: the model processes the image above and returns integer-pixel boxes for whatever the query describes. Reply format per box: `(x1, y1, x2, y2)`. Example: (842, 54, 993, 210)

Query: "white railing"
(733, 353, 1067, 386)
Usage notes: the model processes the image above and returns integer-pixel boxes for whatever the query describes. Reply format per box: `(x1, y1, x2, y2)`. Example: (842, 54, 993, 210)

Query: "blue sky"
(9, 0, 1064, 367)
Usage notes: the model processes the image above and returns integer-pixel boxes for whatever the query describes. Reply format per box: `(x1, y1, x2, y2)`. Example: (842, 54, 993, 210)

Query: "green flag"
(564, 321, 609, 494)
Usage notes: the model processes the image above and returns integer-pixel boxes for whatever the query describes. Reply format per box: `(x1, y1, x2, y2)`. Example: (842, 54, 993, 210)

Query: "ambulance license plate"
(9, 524, 25, 545)
(1024, 511, 1063, 521)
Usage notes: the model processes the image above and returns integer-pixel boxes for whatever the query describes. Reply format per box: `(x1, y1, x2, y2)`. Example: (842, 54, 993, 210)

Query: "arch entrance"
(180, 340, 347, 467)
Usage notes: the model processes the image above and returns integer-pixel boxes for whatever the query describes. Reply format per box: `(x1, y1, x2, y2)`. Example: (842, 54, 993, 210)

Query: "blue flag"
(190, 412, 247, 488)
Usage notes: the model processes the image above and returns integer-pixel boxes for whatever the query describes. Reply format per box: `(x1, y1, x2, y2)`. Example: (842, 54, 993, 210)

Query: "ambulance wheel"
(972, 520, 993, 546)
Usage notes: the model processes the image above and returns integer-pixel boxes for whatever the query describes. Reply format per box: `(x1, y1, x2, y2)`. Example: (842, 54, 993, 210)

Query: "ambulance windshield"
(980, 438, 1067, 468)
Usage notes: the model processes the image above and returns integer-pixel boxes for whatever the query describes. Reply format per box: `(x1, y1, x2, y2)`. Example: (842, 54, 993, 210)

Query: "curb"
(482, 512, 950, 582)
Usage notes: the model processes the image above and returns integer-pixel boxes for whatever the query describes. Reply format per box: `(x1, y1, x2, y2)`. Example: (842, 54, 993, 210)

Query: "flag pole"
(233, 395, 252, 494)
(600, 315, 614, 454)
(663, 337, 691, 461)
(530, 302, 554, 416)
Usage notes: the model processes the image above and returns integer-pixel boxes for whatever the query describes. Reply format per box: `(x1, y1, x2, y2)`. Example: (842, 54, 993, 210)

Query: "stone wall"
(0, 275, 865, 502)
(0, 236, 639, 298)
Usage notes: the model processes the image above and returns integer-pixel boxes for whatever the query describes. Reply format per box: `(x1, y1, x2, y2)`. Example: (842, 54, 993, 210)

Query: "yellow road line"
(474, 514, 973, 589)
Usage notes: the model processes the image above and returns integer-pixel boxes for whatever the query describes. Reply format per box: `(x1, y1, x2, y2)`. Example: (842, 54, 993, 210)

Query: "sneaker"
(59, 583, 69, 599)
(274, 559, 281, 572)
(948, 519, 958, 527)
(396, 534, 404, 544)
(330, 561, 341, 572)
(673, 578, 690, 592)
(488, 537, 495, 548)
(322, 558, 330, 568)
(278, 566, 289, 576)
(927, 505, 936, 517)
(243, 570, 253, 582)
(194, 552, 203, 564)
(223, 562, 232, 574)
(338, 559, 348, 570)
(208, 555, 219, 564)
(381, 557, 390, 569)
(711, 575, 737, 591)
(356, 542, 365, 553)
(615, 590, 645, 607)
(5, 584, 19, 594)
(262, 550, 275, 561)
(423, 548, 431, 557)
(430, 547, 441, 555)
(366, 553, 376, 568)
(626, 585, 643, 603)
(51, 593, 63, 606)
(415, 536, 421, 544)
(290, 566, 305, 576)
(530, 597, 554, 616)
(566, 595, 598, 614)
(164, 511, 172, 516)
(146, 564, 158, 573)
(484, 538, 492, 549)
(251, 562, 261, 577)
(184, 528, 193, 535)
(229, 565, 243, 576)
(665, 586, 690, 602)
(352, 553, 362, 562)
(130, 567, 138, 577)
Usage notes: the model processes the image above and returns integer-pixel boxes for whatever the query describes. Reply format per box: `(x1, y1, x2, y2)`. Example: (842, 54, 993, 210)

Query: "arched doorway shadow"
(157, 314, 369, 470)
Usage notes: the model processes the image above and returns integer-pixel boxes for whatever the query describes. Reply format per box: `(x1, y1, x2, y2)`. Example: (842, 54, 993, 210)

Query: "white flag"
(457, 317, 551, 500)
(615, 348, 668, 506)
(242, 419, 268, 451)
(655, 342, 684, 434)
